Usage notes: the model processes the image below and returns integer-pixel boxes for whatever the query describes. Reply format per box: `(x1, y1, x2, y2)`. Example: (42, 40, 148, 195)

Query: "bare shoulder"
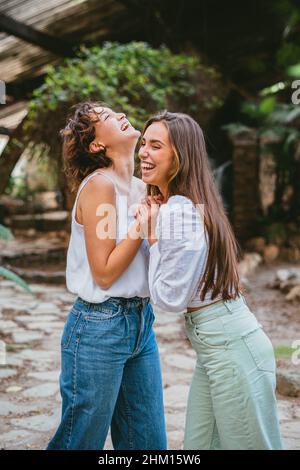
(79, 173, 116, 208)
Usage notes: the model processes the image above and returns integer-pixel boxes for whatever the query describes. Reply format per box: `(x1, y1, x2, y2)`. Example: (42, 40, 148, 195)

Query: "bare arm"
(80, 174, 144, 289)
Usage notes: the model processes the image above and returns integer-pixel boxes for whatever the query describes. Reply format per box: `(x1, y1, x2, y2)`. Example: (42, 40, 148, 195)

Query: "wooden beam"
(117, 0, 145, 12)
(0, 127, 12, 136)
(6, 75, 46, 101)
(0, 13, 75, 57)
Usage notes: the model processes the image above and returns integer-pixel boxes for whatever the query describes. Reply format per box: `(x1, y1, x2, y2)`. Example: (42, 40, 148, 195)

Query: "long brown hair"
(61, 102, 112, 192)
(141, 110, 242, 301)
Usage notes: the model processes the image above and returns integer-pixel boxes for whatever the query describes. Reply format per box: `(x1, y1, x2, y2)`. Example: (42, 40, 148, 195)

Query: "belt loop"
(141, 297, 149, 315)
(242, 294, 250, 308)
(224, 299, 234, 314)
(185, 312, 194, 325)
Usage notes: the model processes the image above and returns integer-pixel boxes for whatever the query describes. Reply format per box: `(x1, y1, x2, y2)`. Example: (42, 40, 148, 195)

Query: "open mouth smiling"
(141, 162, 156, 171)
(121, 121, 131, 131)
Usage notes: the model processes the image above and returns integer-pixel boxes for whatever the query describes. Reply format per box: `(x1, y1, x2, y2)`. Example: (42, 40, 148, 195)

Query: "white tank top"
(66, 171, 150, 303)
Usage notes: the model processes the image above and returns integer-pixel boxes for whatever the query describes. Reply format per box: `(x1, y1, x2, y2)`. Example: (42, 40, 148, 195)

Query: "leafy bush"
(25, 42, 222, 163)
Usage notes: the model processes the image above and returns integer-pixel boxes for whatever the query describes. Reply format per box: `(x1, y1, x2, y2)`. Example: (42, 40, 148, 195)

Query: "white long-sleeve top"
(149, 195, 222, 313)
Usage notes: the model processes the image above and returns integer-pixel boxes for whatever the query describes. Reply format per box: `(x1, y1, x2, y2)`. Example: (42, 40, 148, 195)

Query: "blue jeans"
(184, 295, 283, 450)
(47, 296, 167, 450)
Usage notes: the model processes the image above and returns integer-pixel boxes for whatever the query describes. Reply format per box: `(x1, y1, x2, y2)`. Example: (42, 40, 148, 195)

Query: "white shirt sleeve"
(148, 196, 208, 313)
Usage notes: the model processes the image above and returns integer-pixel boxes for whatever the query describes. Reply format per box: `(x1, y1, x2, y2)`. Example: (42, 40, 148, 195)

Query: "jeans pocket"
(61, 308, 81, 350)
(242, 326, 276, 373)
(85, 300, 122, 322)
(193, 324, 229, 349)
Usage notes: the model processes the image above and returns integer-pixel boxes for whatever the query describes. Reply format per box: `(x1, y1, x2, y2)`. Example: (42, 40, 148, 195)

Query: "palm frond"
(0, 267, 33, 295)
(0, 224, 14, 241)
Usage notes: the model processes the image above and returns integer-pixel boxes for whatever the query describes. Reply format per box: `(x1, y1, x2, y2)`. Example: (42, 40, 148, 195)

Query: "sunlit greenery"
(24, 42, 222, 164)
(274, 345, 297, 359)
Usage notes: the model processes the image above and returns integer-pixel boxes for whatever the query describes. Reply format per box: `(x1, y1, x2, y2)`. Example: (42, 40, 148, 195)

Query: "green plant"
(259, 104, 300, 223)
(0, 224, 33, 294)
(6, 42, 224, 206)
(0, 223, 13, 241)
(263, 222, 288, 246)
(4, 174, 32, 200)
(274, 345, 296, 359)
(226, 99, 300, 225)
(0, 267, 33, 294)
(24, 42, 222, 165)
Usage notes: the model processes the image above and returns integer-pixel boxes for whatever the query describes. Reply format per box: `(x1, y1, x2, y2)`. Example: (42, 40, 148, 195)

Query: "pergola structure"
(0, 0, 296, 232)
(0, 0, 291, 123)
(0, 0, 144, 193)
(0, 0, 140, 137)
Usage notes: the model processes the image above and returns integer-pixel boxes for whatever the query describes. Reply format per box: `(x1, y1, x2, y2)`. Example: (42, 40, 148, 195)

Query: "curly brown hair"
(61, 102, 112, 192)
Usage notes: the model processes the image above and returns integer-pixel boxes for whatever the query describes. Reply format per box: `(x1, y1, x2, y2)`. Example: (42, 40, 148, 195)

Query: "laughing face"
(89, 107, 140, 155)
(138, 121, 176, 193)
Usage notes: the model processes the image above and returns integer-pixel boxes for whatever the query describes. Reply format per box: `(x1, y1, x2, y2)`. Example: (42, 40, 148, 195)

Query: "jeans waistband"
(184, 295, 249, 325)
(76, 296, 150, 310)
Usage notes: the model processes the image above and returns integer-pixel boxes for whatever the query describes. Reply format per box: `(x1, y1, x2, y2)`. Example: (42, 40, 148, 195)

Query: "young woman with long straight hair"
(47, 102, 166, 450)
(136, 111, 283, 450)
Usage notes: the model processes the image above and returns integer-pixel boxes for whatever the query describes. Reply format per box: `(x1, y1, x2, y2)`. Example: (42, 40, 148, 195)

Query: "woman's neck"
(103, 155, 134, 195)
(107, 142, 136, 188)
(113, 159, 134, 183)
(159, 184, 169, 203)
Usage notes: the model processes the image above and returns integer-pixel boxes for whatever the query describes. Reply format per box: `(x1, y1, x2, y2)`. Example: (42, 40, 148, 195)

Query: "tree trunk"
(0, 118, 26, 195)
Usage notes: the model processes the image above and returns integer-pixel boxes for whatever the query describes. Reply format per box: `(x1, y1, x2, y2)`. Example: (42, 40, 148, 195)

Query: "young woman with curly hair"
(47, 102, 166, 450)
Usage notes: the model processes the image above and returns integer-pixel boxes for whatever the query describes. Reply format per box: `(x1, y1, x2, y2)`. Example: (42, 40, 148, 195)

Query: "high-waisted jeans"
(47, 296, 167, 450)
(184, 295, 283, 450)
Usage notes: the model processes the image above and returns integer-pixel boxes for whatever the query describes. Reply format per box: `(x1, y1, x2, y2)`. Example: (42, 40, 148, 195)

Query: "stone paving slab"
(0, 280, 299, 450)
(0, 368, 18, 379)
(27, 371, 60, 382)
(0, 399, 38, 416)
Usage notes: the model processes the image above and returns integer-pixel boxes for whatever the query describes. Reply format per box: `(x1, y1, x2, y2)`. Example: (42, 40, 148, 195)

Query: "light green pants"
(184, 295, 283, 450)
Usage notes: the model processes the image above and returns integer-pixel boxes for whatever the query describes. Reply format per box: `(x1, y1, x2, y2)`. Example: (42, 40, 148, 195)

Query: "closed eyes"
(140, 141, 161, 150)
(92, 106, 111, 121)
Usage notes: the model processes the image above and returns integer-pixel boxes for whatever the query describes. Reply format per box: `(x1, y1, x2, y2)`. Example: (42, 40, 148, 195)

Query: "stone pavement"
(0, 280, 299, 450)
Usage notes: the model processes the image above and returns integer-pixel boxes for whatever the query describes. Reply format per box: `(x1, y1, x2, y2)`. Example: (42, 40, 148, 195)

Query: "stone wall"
(229, 128, 260, 242)
(229, 127, 300, 259)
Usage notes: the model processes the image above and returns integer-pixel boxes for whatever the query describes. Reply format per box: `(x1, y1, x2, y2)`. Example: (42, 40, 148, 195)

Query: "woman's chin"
(123, 127, 140, 142)
(141, 172, 152, 182)
(131, 128, 141, 139)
